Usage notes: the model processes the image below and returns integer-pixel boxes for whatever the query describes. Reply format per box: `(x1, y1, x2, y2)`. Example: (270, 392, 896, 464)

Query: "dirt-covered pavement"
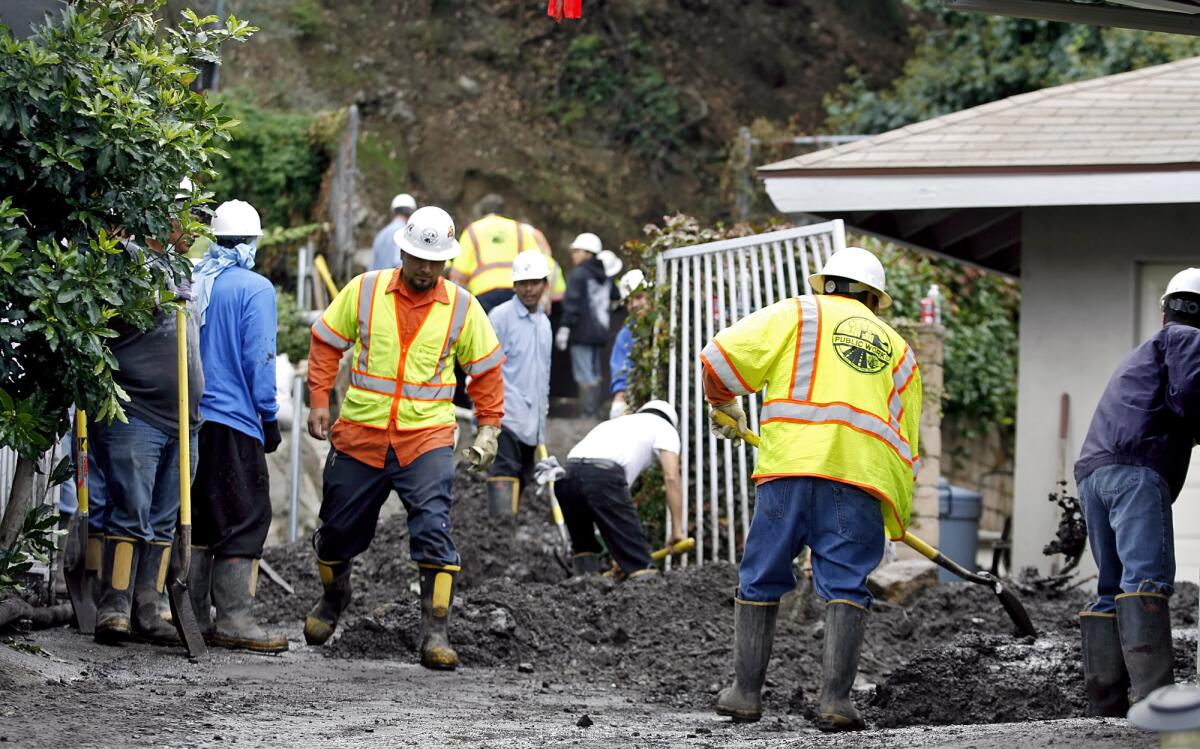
(1, 421, 1195, 747)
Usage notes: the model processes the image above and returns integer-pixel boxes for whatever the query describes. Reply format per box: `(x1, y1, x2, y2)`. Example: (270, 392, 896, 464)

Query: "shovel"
(650, 537, 695, 562)
(711, 409, 1038, 638)
(63, 410, 96, 634)
(168, 307, 207, 659)
(535, 444, 572, 556)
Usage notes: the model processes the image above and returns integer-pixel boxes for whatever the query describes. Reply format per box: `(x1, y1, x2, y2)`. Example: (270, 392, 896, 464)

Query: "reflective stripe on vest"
(463, 344, 505, 376)
(313, 317, 352, 351)
(701, 339, 752, 397)
(356, 270, 385, 372)
(435, 289, 472, 381)
(790, 297, 820, 401)
(759, 400, 914, 466)
(889, 345, 917, 428)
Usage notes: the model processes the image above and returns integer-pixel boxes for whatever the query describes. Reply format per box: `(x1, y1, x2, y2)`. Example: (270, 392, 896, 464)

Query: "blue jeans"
(570, 344, 603, 387)
(1080, 463, 1175, 613)
(739, 476, 885, 607)
(90, 414, 198, 543)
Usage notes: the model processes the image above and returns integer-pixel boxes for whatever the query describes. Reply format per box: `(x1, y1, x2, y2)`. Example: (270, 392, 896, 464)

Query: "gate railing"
(654, 220, 846, 567)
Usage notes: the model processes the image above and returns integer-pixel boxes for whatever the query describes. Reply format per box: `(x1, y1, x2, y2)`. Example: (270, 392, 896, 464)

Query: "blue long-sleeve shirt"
(488, 298, 551, 446)
(1075, 322, 1200, 499)
(610, 324, 633, 395)
(370, 217, 406, 271)
(198, 267, 278, 443)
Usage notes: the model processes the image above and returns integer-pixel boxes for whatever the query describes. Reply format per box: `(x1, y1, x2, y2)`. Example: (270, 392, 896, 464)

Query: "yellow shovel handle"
(711, 408, 760, 447)
(313, 255, 339, 299)
(651, 537, 695, 561)
(177, 308, 191, 527)
(74, 410, 88, 515)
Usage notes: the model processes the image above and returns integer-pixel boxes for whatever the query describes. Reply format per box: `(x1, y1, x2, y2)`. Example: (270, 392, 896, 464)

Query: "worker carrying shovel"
(1074, 267, 1200, 716)
(701, 246, 922, 731)
(305, 206, 505, 670)
(554, 400, 686, 577)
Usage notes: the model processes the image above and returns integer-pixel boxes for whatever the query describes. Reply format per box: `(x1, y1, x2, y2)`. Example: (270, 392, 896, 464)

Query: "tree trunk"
(0, 456, 36, 549)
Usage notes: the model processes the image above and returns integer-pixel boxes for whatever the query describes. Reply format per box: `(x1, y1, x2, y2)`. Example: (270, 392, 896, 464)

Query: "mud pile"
(256, 461, 1199, 729)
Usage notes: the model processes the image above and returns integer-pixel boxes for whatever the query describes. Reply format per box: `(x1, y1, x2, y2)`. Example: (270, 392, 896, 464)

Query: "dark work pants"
(315, 446, 457, 566)
(193, 421, 272, 557)
(488, 427, 537, 491)
(556, 461, 652, 573)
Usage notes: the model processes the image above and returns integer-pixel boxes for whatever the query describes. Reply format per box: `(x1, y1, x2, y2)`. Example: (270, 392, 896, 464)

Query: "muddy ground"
(2, 419, 1196, 747)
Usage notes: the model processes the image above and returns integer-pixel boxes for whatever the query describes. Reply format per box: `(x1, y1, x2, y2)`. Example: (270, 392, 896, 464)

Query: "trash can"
(937, 478, 983, 583)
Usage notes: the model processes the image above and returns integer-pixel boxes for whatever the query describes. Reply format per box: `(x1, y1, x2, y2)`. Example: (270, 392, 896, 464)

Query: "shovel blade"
(996, 584, 1038, 639)
(167, 527, 207, 659)
(63, 512, 95, 634)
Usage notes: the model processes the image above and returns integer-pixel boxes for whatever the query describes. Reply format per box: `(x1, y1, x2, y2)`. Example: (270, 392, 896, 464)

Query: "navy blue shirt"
(1075, 322, 1200, 500)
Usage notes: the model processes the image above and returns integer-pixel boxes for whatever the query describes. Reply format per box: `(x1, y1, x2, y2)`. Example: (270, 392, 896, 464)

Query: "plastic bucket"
(937, 478, 982, 583)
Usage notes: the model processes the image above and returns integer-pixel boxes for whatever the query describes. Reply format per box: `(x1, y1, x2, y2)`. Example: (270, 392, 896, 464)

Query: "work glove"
(555, 326, 571, 352)
(609, 393, 627, 420)
(709, 400, 748, 442)
(463, 424, 501, 472)
(262, 418, 283, 454)
(534, 456, 566, 487)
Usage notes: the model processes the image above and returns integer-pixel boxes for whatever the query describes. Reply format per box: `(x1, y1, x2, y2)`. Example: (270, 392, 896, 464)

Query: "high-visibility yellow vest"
(448, 214, 567, 300)
(701, 294, 922, 540)
(312, 273, 504, 430)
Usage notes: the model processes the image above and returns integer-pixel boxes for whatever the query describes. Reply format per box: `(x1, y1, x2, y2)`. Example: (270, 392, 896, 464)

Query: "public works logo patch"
(832, 317, 891, 374)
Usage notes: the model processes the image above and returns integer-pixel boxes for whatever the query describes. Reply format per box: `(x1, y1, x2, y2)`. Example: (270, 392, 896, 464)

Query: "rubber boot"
(304, 558, 352, 646)
(419, 564, 460, 670)
(209, 557, 289, 654)
(85, 535, 103, 607)
(577, 384, 595, 419)
(95, 536, 139, 645)
(486, 478, 518, 518)
(572, 552, 602, 576)
(188, 546, 215, 636)
(130, 541, 179, 645)
(1116, 592, 1174, 702)
(1080, 611, 1131, 716)
(816, 601, 868, 732)
(715, 600, 779, 722)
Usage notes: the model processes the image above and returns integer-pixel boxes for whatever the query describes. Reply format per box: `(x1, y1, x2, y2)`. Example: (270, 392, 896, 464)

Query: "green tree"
(824, 0, 1200, 134)
(0, 1, 254, 546)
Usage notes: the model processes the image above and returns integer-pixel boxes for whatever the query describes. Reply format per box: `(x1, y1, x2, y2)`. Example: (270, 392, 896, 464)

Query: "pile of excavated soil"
(255, 460, 1199, 730)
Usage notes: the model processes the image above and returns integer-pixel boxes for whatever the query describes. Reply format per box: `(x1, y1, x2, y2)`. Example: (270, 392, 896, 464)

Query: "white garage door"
(1139, 264, 1200, 584)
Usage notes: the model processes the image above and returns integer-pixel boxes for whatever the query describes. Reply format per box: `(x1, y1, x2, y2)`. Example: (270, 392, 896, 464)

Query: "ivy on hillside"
(824, 0, 1200, 134)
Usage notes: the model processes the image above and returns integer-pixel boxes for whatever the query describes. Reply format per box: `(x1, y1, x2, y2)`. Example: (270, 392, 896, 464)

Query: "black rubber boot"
(572, 552, 602, 576)
(130, 541, 179, 645)
(1080, 611, 1131, 716)
(95, 536, 139, 645)
(816, 601, 868, 731)
(209, 557, 289, 654)
(1116, 592, 1174, 702)
(419, 564, 460, 670)
(188, 546, 214, 635)
(577, 385, 595, 419)
(486, 478, 518, 517)
(304, 559, 352, 646)
(716, 600, 779, 722)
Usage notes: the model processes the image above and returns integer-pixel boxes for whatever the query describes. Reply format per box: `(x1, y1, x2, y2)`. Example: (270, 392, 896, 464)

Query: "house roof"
(760, 56, 1200, 177)
(945, 0, 1200, 37)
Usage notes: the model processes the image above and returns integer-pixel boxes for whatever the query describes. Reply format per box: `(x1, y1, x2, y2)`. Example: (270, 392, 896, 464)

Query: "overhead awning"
(945, 0, 1200, 35)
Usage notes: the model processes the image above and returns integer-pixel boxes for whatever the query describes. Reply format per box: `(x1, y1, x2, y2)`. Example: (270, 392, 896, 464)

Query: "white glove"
(609, 393, 627, 420)
(534, 456, 566, 486)
(555, 326, 571, 351)
(710, 401, 748, 442)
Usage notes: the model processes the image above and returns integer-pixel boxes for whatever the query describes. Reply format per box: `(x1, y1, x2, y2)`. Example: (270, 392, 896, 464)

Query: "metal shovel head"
(993, 580, 1038, 639)
(167, 526, 207, 659)
(62, 510, 95, 634)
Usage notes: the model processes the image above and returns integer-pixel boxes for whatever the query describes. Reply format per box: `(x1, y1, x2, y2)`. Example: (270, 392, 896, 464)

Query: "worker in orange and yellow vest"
(303, 206, 506, 671)
(700, 246, 922, 731)
(447, 193, 565, 313)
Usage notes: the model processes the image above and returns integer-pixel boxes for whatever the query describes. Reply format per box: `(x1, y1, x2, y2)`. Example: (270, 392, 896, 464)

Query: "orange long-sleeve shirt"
(308, 272, 503, 469)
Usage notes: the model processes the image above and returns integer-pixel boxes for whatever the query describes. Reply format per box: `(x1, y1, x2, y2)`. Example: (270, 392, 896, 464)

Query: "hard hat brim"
(512, 270, 551, 282)
(395, 229, 461, 261)
(808, 273, 892, 309)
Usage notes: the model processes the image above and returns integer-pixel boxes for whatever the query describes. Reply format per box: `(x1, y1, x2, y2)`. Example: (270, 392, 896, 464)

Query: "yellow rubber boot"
(304, 558, 352, 646)
(419, 564, 460, 670)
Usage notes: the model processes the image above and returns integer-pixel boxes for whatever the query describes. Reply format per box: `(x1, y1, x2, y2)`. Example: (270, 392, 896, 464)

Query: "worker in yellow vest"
(701, 246, 922, 730)
(447, 194, 565, 312)
(304, 206, 506, 670)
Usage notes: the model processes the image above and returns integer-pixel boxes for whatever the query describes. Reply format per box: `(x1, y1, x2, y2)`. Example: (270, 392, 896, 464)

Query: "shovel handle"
(176, 308, 191, 527)
(75, 410, 88, 516)
(651, 537, 695, 561)
(712, 409, 760, 447)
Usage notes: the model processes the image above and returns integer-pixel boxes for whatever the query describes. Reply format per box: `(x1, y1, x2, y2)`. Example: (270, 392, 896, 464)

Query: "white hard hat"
(569, 232, 603, 254)
(394, 205, 460, 261)
(1161, 268, 1200, 306)
(391, 193, 417, 213)
(618, 269, 648, 301)
(512, 250, 551, 282)
(808, 246, 891, 309)
(174, 177, 194, 200)
(211, 199, 263, 237)
(637, 399, 677, 429)
(598, 250, 623, 278)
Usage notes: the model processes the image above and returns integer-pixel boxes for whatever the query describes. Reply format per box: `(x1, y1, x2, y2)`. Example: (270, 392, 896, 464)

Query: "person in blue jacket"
(608, 269, 650, 420)
(189, 199, 287, 654)
(1075, 267, 1200, 716)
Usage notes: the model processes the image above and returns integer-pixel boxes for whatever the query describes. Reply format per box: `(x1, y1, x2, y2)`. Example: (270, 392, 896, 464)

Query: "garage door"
(1139, 264, 1200, 585)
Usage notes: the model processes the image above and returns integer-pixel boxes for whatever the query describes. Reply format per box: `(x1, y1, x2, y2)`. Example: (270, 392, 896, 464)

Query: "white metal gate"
(654, 220, 846, 567)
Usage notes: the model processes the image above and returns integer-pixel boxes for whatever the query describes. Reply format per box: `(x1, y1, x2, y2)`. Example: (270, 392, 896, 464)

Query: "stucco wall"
(1013, 203, 1200, 576)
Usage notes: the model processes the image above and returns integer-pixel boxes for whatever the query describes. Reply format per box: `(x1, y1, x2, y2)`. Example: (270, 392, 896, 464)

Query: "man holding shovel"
(701, 246, 921, 730)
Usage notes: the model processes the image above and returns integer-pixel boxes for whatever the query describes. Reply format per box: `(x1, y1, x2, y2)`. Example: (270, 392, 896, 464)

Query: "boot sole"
(715, 705, 762, 723)
(420, 654, 460, 671)
(303, 616, 336, 646)
(208, 634, 289, 654)
(814, 713, 866, 733)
